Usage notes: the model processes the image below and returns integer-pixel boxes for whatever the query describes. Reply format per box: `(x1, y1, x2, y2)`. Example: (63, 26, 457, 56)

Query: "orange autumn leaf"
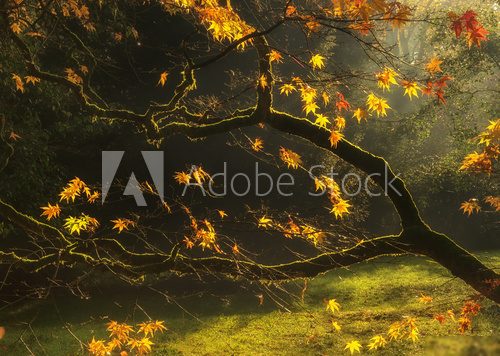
(12, 74, 24, 93)
(484, 196, 500, 211)
(376, 67, 398, 91)
(426, 57, 443, 75)
(258, 74, 268, 89)
(111, 218, 135, 233)
(65, 68, 83, 85)
(418, 294, 433, 304)
(285, 5, 297, 17)
(25, 76, 41, 85)
(157, 71, 168, 87)
(250, 137, 264, 152)
(40, 203, 61, 221)
(174, 171, 191, 185)
(269, 50, 283, 63)
(279, 147, 302, 169)
(329, 130, 344, 148)
(10, 22, 22, 34)
(9, 131, 21, 141)
(434, 314, 446, 324)
(460, 199, 481, 216)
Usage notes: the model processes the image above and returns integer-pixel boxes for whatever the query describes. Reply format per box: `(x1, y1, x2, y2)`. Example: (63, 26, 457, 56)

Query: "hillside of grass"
(1, 253, 499, 355)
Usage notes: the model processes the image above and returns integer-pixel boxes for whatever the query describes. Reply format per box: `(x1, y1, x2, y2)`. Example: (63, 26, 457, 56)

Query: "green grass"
(1, 253, 499, 355)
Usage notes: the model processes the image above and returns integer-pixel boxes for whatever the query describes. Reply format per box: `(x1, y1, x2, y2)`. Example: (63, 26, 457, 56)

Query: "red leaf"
(435, 89, 446, 104)
(451, 19, 462, 38)
(435, 75, 452, 88)
(335, 92, 351, 112)
(467, 25, 489, 48)
(460, 10, 478, 31)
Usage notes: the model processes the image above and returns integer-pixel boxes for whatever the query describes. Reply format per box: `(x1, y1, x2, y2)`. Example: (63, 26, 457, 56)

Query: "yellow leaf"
(314, 177, 326, 192)
(367, 335, 387, 350)
(401, 80, 421, 100)
(192, 166, 211, 184)
(64, 215, 98, 235)
(330, 198, 351, 219)
(300, 85, 316, 103)
(217, 210, 227, 219)
(321, 92, 330, 106)
(344, 340, 362, 354)
(174, 171, 191, 185)
(366, 93, 390, 117)
(326, 298, 340, 314)
(303, 102, 319, 116)
(332, 320, 341, 332)
(258, 216, 273, 228)
(334, 116, 346, 131)
(259, 74, 268, 89)
(309, 54, 326, 70)
(250, 137, 264, 152)
(279, 84, 296, 96)
(279, 147, 302, 169)
(314, 114, 330, 128)
(352, 108, 367, 123)
(376, 67, 398, 91)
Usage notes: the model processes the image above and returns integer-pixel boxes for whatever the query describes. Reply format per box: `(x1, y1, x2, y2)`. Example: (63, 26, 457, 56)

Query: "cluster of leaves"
(460, 119, 499, 174)
(161, 0, 255, 49)
(432, 299, 482, 334)
(8, 0, 95, 34)
(174, 165, 212, 186)
(323, 297, 419, 354)
(293, 0, 413, 34)
(324, 294, 486, 354)
(88, 320, 167, 356)
(40, 177, 135, 235)
(459, 119, 499, 216)
(449, 10, 489, 48)
(185, 217, 221, 252)
(257, 215, 326, 247)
